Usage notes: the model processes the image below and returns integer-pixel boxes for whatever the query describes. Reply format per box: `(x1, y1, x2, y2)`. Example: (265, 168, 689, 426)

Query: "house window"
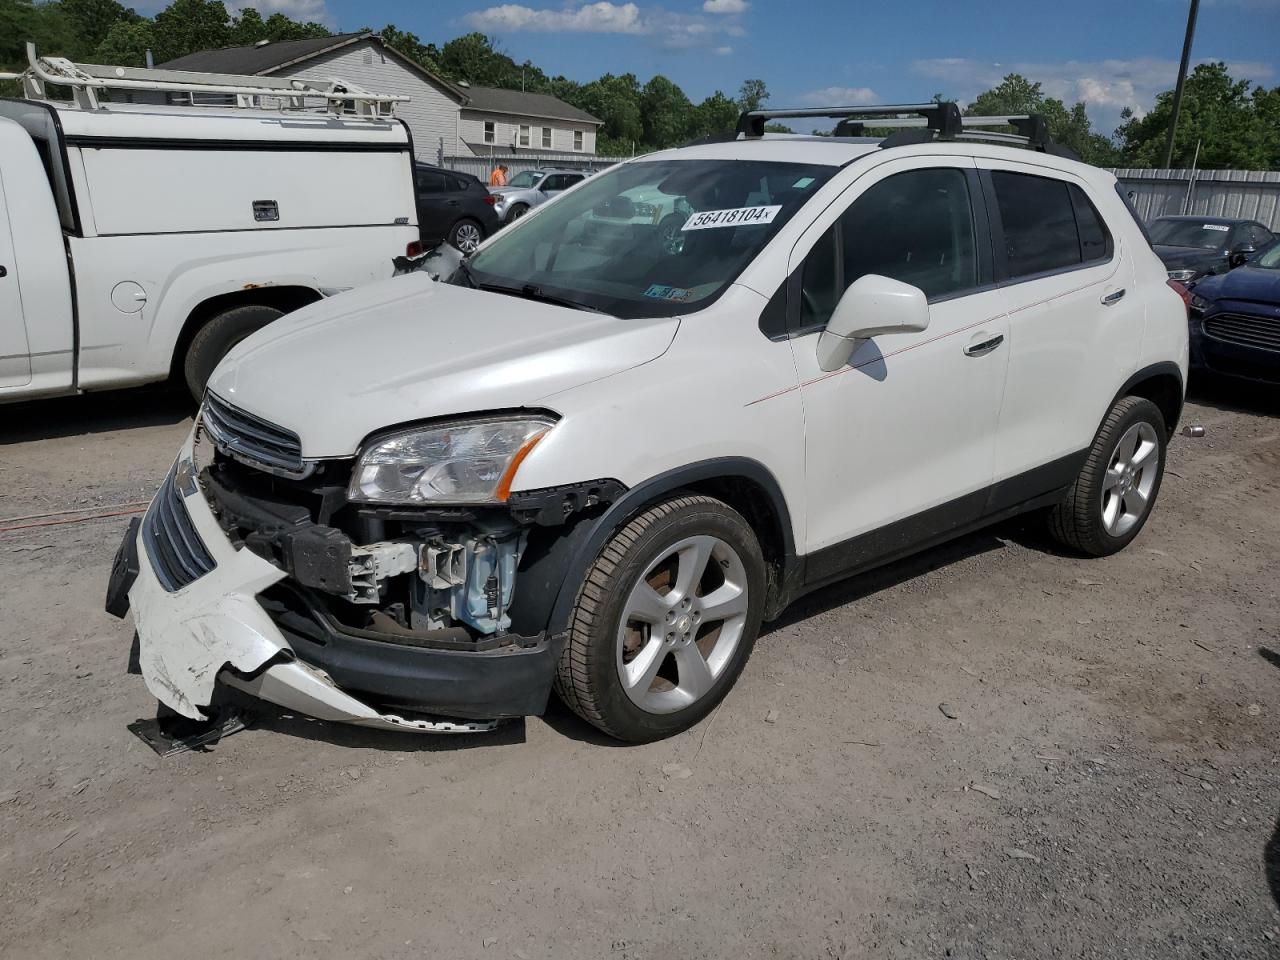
(573, 130, 584, 152)
(484, 121, 495, 144)
(541, 127, 552, 149)
(518, 125, 531, 147)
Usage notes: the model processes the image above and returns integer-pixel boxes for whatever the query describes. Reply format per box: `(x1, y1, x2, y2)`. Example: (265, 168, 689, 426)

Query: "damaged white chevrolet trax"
(108, 103, 1190, 743)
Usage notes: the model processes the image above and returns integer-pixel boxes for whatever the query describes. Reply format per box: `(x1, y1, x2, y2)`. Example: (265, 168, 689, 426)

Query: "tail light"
(483, 195, 497, 206)
(406, 240, 424, 258)
(1166, 278, 1191, 314)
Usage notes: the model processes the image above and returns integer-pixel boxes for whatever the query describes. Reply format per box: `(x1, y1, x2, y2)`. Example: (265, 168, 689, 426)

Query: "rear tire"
(554, 494, 765, 743)
(183, 304, 283, 403)
(448, 218, 485, 254)
(1047, 396, 1167, 556)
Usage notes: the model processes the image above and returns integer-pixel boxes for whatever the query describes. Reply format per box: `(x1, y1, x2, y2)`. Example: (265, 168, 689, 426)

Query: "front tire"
(448, 218, 484, 254)
(554, 495, 766, 743)
(1047, 396, 1167, 556)
(506, 203, 529, 224)
(183, 304, 283, 403)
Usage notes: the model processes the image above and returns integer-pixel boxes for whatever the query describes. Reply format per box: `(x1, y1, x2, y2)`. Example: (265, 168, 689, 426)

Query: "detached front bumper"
(107, 432, 560, 733)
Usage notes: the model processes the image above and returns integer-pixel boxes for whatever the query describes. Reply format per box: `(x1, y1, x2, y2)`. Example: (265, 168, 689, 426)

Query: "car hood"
(207, 274, 679, 458)
(1154, 245, 1224, 271)
(1192, 264, 1280, 304)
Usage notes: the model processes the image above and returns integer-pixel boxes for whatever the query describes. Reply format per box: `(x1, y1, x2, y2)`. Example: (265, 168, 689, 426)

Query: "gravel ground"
(0, 383, 1277, 960)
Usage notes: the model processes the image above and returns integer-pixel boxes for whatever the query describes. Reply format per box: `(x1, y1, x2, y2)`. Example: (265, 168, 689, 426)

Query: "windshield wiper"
(479, 280, 603, 314)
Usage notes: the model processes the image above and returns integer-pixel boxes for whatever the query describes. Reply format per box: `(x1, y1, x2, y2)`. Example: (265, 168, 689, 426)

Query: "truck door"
(0, 163, 33, 388)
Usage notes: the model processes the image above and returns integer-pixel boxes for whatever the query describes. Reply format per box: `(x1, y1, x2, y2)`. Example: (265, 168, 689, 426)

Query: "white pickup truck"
(0, 48, 420, 402)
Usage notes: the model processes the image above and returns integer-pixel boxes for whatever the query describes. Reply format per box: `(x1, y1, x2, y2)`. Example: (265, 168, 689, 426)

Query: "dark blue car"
(1187, 240, 1280, 384)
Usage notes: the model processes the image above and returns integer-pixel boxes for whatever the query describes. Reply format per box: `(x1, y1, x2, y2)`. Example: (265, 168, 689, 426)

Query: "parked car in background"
(110, 102, 1188, 744)
(1150, 215, 1274, 283)
(414, 164, 499, 255)
(489, 167, 586, 223)
(0, 47, 419, 404)
(1184, 238, 1280, 384)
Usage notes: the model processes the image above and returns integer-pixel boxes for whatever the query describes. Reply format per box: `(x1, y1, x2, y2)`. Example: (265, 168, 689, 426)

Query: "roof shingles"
(158, 32, 369, 75)
(460, 86, 600, 125)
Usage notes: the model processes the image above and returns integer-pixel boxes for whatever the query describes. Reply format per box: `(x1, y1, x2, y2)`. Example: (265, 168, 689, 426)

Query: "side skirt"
(785, 450, 1088, 606)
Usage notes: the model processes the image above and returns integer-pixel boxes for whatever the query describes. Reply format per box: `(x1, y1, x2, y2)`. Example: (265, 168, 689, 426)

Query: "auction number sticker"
(1203, 224, 1230, 231)
(682, 205, 782, 231)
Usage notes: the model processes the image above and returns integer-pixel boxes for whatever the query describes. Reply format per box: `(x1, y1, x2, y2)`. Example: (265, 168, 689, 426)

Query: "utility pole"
(1162, 0, 1200, 168)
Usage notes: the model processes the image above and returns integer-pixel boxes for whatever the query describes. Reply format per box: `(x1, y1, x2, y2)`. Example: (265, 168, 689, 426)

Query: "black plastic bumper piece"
(105, 517, 142, 618)
(259, 588, 563, 720)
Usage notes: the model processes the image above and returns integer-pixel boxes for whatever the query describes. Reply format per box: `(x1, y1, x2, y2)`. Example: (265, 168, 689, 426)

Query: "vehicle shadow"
(0, 385, 191, 445)
(1187, 375, 1280, 418)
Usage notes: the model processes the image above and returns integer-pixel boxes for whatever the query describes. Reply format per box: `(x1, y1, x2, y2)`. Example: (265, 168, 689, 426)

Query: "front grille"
(1204, 312, 1280, 353)
(143, 466, 216, 592)
(202, 392, 309, 478)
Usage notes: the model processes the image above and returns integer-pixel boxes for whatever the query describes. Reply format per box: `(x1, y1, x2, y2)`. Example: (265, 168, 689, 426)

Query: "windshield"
(463, 158, 834, 318)
(1255, 239, 1280, 269)
(1149, 219, 1231, 250)
(506, 170, 543, 189)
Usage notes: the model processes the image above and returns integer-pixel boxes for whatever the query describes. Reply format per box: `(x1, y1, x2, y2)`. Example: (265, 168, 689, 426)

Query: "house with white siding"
(158, 32, 601, 163)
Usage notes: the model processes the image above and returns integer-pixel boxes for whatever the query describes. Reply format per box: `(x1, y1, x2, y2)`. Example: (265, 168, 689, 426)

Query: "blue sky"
(213, 0, 1279, 136)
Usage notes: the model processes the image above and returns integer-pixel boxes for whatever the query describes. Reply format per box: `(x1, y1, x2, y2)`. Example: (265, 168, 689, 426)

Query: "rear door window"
(416, 170, 447, 195)
(991, 171, 1083, 278)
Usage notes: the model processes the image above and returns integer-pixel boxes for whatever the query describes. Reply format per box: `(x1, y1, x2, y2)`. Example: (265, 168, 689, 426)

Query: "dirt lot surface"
(1, 384, 1278, 960)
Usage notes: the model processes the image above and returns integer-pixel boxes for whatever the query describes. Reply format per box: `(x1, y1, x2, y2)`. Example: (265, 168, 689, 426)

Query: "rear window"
(992, 171, 1112, 280)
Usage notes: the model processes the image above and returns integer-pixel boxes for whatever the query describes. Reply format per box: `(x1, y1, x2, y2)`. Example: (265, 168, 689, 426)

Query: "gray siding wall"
(459, 110, 596, 156)
(443, 153, 626, 181)
(271, 40, 461, 160)
(1111, 168, 1280, 232)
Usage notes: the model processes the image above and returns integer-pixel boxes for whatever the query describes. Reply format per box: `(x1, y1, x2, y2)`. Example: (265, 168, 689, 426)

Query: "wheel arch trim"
(538, 457, 798, 637)
(1110, 360, 1185, 438)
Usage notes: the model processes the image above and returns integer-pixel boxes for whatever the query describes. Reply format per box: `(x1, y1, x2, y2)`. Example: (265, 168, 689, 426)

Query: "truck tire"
(1047, 396, 1167, 557)
(183, 304, 284, 403)
(554, 494, 765, 743)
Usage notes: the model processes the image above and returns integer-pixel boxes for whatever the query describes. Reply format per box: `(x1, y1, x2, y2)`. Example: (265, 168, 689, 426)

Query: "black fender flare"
(512, 457, 798, 638)
(1108, 360, 1185, 437)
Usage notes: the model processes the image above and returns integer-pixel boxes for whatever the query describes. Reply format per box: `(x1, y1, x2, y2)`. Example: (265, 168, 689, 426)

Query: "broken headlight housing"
(348, 416, 555, 505)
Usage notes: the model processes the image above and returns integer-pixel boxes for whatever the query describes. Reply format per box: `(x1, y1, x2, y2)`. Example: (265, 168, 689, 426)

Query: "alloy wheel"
(615, 535, 749, 714)
(1101, 421, 1159, 537)
(453, 222, 482, 253)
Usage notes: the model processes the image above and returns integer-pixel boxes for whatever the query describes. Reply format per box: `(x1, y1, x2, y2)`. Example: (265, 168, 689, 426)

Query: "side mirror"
(816, 274, 930, 372)
(1229, 243, 1256, 269)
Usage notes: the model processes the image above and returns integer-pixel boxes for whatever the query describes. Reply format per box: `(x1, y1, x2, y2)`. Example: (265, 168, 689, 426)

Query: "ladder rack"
(0, 43, 408, 116)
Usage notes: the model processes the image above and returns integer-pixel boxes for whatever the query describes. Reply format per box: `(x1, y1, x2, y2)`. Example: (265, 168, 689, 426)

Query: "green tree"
(693, 89, 738, 138)
(737, 77, 768, 113)
(374, 23, 440, 73)
(2, 0, 80, 71)
(148, 0, 229, 62)
(63, 0, 140, 54)
(641, 74, 693, 148)
(571, 72, 643, 145)
(1116, 62, 1278, 169)
(966, 73, 1119, 165)
(93, 16, 151, 64)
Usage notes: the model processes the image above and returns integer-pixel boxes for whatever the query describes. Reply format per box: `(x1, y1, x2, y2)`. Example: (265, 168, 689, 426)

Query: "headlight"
(349, 416, 555, 505)
(1167, 269, 1198, 282)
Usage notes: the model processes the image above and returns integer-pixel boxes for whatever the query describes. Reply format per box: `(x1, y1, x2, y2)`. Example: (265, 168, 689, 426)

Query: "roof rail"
(734, 102, 1079, 160)
(0, 42, 408, 116)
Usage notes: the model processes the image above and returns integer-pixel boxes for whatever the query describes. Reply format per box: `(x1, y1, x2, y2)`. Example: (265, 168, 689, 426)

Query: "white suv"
(108, 104, 1189, 744)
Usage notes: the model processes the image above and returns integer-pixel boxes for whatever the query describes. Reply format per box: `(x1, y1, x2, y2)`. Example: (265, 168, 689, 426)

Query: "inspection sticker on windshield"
(645, 283, 693, 302)
(682, 205, 782, 231)
(1203, 224, 1230, 231)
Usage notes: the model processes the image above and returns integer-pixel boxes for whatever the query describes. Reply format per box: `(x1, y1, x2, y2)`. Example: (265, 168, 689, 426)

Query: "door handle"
(963, 333, 1004, 357)
(1101, 288, 1126, 306)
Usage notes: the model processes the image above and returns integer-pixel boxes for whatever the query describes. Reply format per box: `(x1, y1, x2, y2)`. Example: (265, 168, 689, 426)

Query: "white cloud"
(703, 0, 748, 12)
(911, 56, 1276, 134)
(799, 86, 880, 107)
(465, 2, 646, 33)
(714, 45, 733, 56)
(465, 2, 746, 50)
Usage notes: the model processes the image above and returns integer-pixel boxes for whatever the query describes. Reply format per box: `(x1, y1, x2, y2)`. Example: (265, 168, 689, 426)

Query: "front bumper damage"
(106, 428, 564, 734)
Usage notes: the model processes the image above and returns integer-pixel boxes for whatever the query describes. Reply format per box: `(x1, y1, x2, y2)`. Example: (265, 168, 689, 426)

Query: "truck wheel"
(1047, 396, 1167, 557)
(183, 304, 284, 402)
(554, 494, 765, 743)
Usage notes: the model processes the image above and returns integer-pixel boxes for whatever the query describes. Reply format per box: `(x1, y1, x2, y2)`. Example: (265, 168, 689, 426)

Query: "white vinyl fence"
(1110, 168, 1280, 231)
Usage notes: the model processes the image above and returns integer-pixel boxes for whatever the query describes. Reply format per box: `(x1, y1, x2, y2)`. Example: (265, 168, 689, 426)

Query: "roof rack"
(0, 42, 408, 116)
(735, 102, 1079, 159)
